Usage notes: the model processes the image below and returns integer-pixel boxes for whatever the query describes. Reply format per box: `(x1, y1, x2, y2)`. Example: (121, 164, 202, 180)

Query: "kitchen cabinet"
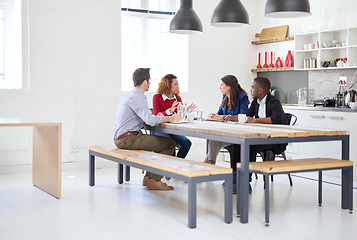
(294, 28, 357, 70)
(283, 106, 357, 180)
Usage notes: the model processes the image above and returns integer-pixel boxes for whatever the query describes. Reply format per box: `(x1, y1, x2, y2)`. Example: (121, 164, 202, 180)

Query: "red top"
(153, 94, 183, 116)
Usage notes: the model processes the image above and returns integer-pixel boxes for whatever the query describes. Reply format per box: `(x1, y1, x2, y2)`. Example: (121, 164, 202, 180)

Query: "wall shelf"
(320, 46, 347, 51)
(294, 28, 357, 70)
(251, 67, 294, 73)
(251, 37, 294, 45)
(295, 66, 357, 71)
(296, 49, 319, 53)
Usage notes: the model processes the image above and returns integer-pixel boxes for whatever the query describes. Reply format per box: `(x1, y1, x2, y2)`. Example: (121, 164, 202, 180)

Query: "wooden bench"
(89, 145, 233, 228)
(237, 158, 353, 226)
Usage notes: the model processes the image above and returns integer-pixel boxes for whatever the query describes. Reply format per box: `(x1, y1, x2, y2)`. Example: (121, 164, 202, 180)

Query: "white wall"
(0, 0, 122, 171)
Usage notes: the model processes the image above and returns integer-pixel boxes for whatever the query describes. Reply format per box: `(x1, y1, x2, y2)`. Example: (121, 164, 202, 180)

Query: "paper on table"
(169, 119, 190, 124)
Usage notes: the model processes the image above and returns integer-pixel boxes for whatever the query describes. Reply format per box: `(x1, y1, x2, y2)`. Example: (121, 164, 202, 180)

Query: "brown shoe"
(208, 160, 216, 165)
(142, 176, 149, 186)
(146, 179, 174, 191)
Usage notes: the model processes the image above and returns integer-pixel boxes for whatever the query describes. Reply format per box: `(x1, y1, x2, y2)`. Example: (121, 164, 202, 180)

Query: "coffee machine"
(335, 79, 348, 107)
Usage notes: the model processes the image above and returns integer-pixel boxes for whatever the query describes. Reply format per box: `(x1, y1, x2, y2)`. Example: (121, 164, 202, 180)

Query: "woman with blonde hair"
(152, 74, 195, 158)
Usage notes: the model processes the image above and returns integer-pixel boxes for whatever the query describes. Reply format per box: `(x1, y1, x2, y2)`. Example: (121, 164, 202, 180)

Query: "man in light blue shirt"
(114, 68, 180, 191)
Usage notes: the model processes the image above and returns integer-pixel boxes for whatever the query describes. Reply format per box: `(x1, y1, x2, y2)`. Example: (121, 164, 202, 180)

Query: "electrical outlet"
(340, 76, 347, 84)
(70, 141, 80, 153)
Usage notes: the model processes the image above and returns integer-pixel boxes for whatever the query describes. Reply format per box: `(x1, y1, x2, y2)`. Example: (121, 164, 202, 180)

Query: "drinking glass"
(196, 106, 203, 121)
(178, 103, 187, 120)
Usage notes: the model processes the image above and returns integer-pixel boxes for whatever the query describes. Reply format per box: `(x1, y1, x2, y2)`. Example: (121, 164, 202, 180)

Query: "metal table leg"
(341, 136, 352, 211)
(238, 142, 250, 223)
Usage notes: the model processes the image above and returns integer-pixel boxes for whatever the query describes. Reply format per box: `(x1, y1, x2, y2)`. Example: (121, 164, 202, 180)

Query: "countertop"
(283, 104, 357, 112)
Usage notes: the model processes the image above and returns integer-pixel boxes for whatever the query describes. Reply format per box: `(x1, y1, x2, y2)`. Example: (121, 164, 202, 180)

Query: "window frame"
(120, 5, 188, 93)
(0, 0, 22, 90)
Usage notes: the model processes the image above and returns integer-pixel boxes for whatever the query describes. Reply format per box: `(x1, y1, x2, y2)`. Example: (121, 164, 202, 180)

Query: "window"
(0, 0, 22, 90)
(121, 0, 188, 92)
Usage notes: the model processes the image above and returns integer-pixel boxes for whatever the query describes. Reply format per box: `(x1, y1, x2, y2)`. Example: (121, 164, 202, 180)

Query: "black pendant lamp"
(265, 0, 311, 18)
(211, 0, 250, 27)
(170, 0, 203, 34)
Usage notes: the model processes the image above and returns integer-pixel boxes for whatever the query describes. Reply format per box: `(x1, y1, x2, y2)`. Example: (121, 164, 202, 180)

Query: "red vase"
(263, 52, 268, 68)
(285, 50, 294, 67)
(256, 52, 262, 69)
(269, 51, 275, 68)
(275, 57, 283, 68)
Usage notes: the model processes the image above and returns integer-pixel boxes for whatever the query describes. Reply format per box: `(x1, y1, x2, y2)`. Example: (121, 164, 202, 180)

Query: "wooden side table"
(0, 118, 62, 198)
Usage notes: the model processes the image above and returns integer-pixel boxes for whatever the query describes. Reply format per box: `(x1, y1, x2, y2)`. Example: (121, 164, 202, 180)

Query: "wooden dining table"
(146, 120, 351, 223)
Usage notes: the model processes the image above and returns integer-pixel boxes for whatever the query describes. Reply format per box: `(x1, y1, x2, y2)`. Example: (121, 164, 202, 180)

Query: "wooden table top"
(0, 118, 62, 127)
(156, 120, 347, 139)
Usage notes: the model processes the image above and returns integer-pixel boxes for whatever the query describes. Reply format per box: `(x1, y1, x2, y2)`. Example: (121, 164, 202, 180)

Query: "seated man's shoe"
(208, 160, 216, 165)
(146, 179, 174, 191)
(249, 183, 252, 194)
(233, 184, 237, 194)
(142, 176, 149, 186)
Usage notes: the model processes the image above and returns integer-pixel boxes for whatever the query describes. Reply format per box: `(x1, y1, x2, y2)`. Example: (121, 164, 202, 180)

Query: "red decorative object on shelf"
(256, 52, 262, 69)
(275, 57, 283, 68)
(269, 51, 274, 68)
(263, 52, 268, 68)
(285, 50, 294, 67)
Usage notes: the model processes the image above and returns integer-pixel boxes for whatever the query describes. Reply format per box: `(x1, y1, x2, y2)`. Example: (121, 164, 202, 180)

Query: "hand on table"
(220, 115, 230, 123)
(246, 116, 256, 123)
(208, 113, 221, 120)
(172, 113, 181, 123)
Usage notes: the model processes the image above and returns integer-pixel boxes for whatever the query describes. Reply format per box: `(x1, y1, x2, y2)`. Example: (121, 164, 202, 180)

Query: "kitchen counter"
(283, 104, 357, 112)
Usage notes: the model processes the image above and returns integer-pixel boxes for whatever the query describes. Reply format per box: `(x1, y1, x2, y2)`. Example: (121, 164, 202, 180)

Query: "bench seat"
(237, 158, 353, 225)
(89, 145, 233, 228)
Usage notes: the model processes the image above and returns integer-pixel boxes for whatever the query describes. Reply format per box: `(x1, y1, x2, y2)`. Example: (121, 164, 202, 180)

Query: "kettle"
(345, 90, 357, 104)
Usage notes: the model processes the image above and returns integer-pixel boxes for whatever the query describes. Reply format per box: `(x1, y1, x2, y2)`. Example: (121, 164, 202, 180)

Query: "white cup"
(187, 113, 194, 122)
(308, 43, 314, 50)
(238, 114, 247, 124)
(303, 44, 309, 50)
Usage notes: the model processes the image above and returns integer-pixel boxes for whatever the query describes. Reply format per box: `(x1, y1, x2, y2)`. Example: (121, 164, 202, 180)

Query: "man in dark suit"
(223, 76, 287, 193)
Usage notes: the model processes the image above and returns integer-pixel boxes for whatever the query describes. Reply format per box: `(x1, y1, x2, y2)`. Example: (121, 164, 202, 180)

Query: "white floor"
(0, 164, 356, 240)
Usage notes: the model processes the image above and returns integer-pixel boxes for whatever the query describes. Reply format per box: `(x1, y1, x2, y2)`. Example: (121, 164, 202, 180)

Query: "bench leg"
(118, 163, 123, 184)
(89, 154, 95, 186)
(188, 180, 197, 228)
(264, 173, 270, 226)
(125, 166, 130, 181)
(318, 171, 322, 206)
(341, 167, 353, 213)
(224, 175, 233, 224)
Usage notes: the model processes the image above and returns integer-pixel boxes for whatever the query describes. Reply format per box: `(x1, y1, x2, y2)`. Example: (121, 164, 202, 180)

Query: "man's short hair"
(133, 68, 150, 86)
(254, 77, 271, 93)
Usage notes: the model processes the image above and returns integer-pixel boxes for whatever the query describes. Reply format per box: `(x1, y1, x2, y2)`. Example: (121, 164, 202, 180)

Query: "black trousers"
(225, 144, 275, 181)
